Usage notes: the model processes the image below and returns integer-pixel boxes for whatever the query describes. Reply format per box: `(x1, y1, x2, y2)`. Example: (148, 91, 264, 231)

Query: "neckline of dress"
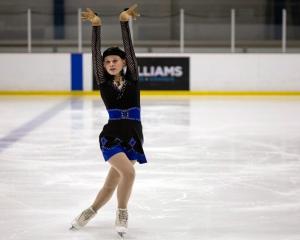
(112, 78, 127, 92)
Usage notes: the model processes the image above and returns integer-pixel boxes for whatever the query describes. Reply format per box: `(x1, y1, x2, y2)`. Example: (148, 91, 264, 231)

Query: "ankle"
(90, 205, 98, 213)
(118, 207, 127, 210)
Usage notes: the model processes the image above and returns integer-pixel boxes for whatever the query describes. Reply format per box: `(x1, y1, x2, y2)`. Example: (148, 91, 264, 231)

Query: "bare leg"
(91, 167, 120, 211)
(108, 152, 136, 209)
(91, 157, 136, 211)
(70, 155, 135, 229)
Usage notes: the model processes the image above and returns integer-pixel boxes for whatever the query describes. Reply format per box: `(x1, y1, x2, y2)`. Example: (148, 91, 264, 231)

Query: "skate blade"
(118, 232, 125, 239)
(69, 226, 78, 231)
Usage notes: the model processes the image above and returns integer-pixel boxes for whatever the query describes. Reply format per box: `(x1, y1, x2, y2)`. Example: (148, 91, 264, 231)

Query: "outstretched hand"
(120, 4, 140, 22)
(81, 8, 101, 26)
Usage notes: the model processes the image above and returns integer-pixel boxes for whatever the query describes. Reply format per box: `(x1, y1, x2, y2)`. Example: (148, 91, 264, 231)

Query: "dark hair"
(103, 46, 126, 60)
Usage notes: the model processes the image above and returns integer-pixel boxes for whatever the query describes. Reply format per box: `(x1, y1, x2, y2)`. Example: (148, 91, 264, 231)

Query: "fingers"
(133, 11, 140, 18)
(81, 14, 88, 21)
(81, 12, 88, 17)
(81, 12, 90, 21)
(128, 4, 138, 12)
(82, 8, 95, 16)
(86, 8, 93, 13)
(81, 8, 96, 21)
(125, 4, 140, 20)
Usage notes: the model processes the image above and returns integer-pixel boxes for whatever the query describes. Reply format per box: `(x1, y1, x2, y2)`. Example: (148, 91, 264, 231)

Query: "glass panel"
(235, 2, 280, 52)
(0, 1, 299, 53)
(0, 10, 27, 52)
(287, 1, 300, 52)
(184, 6, 231, 52)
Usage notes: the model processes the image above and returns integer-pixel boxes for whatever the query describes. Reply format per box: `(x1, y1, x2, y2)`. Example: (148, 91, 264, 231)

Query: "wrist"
(92, 16, 101, 26)
(119, 13, 129, 22)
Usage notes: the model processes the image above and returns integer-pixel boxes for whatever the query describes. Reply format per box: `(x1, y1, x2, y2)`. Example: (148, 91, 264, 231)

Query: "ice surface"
(0, 95, 300, 240)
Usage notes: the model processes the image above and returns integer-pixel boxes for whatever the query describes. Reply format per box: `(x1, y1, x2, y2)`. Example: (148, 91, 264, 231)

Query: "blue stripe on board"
(0, 100, 69, 153)
(71, 53, 83, 91)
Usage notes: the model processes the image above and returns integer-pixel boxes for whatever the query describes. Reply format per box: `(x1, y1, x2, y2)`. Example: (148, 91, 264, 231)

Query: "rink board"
(0, 53, 300, 94)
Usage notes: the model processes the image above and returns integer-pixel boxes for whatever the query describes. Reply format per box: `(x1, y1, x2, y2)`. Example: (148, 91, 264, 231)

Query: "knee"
(122, 167, 135, 181)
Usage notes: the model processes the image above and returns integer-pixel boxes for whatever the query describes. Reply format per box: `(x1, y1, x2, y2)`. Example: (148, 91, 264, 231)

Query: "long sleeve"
(120, 21, 138, 81)
(92, 26, 106, 85)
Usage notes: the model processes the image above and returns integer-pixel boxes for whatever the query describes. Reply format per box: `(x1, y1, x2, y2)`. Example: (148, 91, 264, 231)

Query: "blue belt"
(108, 107, 141, 121)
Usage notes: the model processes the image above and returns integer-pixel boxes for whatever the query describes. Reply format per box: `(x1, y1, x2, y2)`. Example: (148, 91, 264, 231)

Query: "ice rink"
(0, 95, 300, 240)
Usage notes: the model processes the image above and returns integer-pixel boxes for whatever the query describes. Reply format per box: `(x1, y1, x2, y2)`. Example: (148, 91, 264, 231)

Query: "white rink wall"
(0, 53, 300, 92)
(190, 54, 300, 91)
(0, 54, 71, 91)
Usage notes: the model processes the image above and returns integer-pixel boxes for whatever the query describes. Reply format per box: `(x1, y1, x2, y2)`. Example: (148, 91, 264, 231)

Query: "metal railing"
(1, 8, 295, 53)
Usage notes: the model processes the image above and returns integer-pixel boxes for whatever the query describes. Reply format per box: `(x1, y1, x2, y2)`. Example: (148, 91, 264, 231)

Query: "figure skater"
(70, 4, 147, 237)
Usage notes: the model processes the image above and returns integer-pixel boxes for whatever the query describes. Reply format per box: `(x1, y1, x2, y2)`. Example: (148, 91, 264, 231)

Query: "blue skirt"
(99, 135, 147, 164)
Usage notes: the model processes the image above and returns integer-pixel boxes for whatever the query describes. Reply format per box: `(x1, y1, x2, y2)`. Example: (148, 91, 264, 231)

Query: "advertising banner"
(93, 57, 189, 90)
(137, 57, 189, 90)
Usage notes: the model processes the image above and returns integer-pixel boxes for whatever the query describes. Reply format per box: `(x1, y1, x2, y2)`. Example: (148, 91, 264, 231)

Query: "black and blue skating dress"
(92, 21, 147, 164)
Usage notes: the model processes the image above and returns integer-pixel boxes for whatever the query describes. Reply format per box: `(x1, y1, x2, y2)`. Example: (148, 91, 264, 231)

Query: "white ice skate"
(115, 208, 128, 238)
(70, 207, 97, 230)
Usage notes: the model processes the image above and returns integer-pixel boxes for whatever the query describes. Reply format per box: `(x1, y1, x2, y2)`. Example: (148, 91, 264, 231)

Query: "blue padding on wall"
(71, 53, 83, 91)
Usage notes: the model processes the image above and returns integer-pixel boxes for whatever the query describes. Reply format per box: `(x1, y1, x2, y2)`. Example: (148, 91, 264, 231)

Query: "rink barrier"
(1, 53, 300, 93)
(71, 53, 83, 91)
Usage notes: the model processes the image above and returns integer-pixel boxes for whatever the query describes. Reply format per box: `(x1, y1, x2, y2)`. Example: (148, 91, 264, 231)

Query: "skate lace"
(80, 208, 95, 221)
(118, 209, 128, 225)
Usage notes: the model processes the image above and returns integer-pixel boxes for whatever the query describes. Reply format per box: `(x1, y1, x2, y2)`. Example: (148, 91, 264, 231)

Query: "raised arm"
(119, 4, 140, 81)
(82, 8, 105, 85)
